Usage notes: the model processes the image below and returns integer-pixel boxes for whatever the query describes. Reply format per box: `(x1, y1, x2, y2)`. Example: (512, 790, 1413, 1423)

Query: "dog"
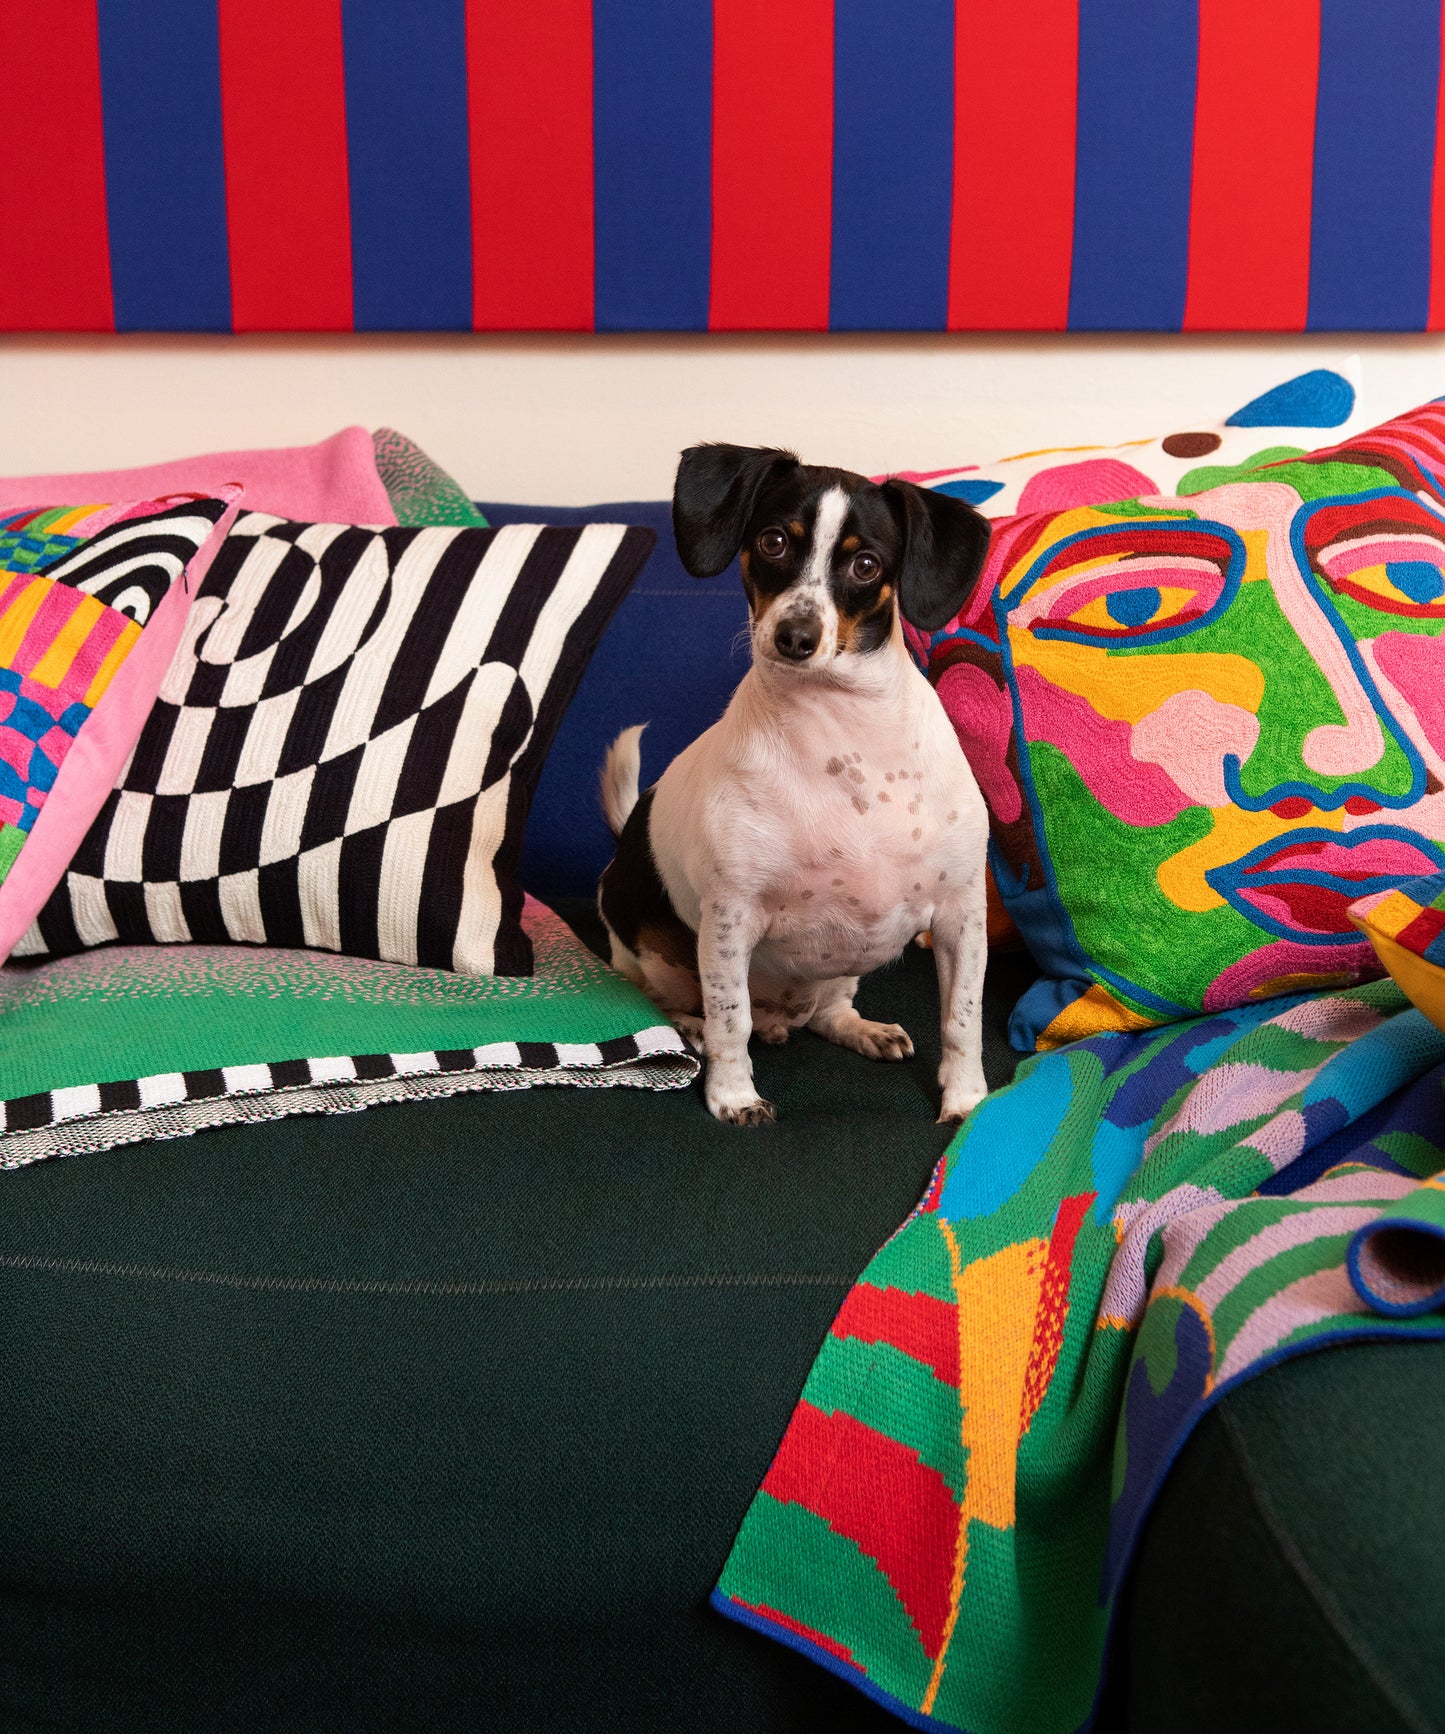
(598, 443, 993, 1127)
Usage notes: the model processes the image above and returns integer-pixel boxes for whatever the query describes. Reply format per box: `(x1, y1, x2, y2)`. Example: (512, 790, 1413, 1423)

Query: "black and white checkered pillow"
(17, 513, 654, 974)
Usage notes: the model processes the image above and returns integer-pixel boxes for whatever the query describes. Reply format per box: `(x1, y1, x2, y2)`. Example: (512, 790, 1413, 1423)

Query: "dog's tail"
(601, 724, 647, 836)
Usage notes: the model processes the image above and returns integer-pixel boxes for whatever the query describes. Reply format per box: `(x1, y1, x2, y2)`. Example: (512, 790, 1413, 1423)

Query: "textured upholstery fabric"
(489, 500, 750, 904)
(0, 906, 1438, 1730)
(0, 908, 1024, 1733)
(1112, 1340, 1445, 1734)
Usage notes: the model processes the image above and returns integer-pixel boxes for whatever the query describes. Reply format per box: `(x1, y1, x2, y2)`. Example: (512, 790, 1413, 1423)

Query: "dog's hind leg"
(605, 928, 705, 1042)
(806, 976, 914, 1062)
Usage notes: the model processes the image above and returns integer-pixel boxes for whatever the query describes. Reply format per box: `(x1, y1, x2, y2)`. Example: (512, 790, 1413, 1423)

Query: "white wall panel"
(2, 333, 1443, 506)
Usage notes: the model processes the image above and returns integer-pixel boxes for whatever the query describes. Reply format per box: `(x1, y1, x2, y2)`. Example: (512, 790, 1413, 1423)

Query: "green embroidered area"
(372, 428, 489, 528)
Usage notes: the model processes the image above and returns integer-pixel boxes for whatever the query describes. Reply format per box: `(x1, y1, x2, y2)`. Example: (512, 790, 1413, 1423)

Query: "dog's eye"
(851, 551, 881, 582)
(757, 528, 788, 560)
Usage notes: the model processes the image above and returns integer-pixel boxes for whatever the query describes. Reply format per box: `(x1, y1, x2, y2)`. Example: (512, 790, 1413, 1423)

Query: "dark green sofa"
(3, 497, 1442, 1731)
(1, 901, 1441, 1733)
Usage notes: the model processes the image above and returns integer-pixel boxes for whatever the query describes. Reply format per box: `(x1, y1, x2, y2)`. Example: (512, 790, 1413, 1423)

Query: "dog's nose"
(775, 617, 819, 661)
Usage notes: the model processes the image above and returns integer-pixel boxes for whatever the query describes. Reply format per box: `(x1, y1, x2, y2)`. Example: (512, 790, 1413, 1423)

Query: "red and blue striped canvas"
(7, 0, 1445, 333)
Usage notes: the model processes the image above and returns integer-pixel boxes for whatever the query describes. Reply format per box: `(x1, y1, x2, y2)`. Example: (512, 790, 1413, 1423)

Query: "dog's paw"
(673, 1014, 708, 1055)
(937, 1088, 986, 1127)
(751, 1007, 792, 1045)
(852, 1020, 914, 1062)
(713, 1096, 778, 1127)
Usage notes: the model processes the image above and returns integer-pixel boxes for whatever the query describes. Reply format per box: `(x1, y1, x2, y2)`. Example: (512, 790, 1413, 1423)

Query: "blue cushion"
(479, 500, 747, 901)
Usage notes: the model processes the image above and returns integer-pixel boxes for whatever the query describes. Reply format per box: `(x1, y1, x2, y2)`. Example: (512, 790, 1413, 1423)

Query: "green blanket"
(0, 897, 695, 1168)
(715, 981, 1445, 1732)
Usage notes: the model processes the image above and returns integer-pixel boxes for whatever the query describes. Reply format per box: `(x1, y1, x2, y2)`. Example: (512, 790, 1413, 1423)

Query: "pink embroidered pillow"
(0, 428, 392, 526)
(0, 491, 240, 963)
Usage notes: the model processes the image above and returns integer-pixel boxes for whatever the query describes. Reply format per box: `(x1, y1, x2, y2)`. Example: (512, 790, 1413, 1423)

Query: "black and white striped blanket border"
(0, 1024, 697, 1170)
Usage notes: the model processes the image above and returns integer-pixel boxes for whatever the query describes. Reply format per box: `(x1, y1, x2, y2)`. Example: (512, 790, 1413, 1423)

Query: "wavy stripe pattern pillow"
(18, 513, 654, 975)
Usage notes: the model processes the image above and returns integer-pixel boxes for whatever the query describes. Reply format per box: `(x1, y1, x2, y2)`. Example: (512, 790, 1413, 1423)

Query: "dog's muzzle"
(773, 610, 821, 662)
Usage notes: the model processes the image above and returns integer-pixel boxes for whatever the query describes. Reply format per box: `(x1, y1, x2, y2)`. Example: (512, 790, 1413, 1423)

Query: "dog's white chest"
(749, 731, 980, 980)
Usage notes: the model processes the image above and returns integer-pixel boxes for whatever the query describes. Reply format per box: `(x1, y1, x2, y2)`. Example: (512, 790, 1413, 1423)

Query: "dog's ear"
(880, 479, 992, 632)
(673, 443, 801, 577)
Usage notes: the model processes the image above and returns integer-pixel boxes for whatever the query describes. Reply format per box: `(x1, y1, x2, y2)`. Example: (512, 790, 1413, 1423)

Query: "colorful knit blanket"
(0, 898, 695, 1169)
(715, 980, 1445, 1733)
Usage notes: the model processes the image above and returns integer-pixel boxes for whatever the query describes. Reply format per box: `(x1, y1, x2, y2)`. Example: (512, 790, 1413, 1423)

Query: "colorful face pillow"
(0, 493, 239, 964)
(919, 399, 1445, 1050)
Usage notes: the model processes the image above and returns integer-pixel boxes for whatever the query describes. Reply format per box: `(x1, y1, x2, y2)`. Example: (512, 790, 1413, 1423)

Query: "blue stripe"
(1068, 0, 1198, 331)
(1308, 0, 1441, 332)
(96, 1, 231, 332)
(829, 0, 953, 331)
(593, 0, 712, 332)
(341, 0, 472, 331)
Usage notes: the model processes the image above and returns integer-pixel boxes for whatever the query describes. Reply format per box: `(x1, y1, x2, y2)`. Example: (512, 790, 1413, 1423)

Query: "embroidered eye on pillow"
(0, 493, 240, 965)
(920, 398, 1445, 1051)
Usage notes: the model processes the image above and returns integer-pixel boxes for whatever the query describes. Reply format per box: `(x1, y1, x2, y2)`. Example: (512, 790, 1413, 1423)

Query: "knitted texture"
(0, 499, 228, 868)
(0, 495, 237, 959)
(372, 428, 488, 528)
(0, 895, 694, 1169)
(715, 979, 1445, 1732)
(18, 514, 654, 975)
(912, 397, 1445, 1050)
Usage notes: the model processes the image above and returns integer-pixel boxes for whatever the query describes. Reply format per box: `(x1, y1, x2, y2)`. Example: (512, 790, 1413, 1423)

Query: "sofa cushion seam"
(0, 1253, 858, 1298)
(1218, 1402, 1433, 1734)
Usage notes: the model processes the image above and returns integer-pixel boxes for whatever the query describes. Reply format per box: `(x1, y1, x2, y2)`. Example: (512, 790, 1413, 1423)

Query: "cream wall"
(3, 332, 1445, 505)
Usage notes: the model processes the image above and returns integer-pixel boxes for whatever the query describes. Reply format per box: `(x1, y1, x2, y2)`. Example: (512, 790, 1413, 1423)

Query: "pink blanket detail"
(0, 427, 396, 526)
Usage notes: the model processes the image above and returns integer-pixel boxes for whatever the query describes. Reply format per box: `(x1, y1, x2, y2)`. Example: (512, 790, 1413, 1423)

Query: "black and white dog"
(598, 444, 992, 1126)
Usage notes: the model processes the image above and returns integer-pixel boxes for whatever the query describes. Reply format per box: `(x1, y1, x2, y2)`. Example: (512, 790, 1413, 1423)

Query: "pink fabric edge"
(0, 489, 245, 964)
(0, 428, 396, 528)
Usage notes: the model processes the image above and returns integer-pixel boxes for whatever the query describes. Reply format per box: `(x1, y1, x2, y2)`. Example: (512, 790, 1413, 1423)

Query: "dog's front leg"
(697, 895, 773, 1126)
(931, 874, 989, 1126)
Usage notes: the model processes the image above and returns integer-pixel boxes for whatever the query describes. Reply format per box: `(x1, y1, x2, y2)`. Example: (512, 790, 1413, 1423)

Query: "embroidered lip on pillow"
(920, 397, 1445, 1051)
(17, 513, 654, 976)
(0, 493, 240, 965)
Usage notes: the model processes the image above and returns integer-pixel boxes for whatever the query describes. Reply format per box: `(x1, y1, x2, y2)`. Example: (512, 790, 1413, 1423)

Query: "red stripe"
(0, 1, 112, 330)
(1019, 1191, 1095, 1435)
(734, 1600, 863, 1670)
(709, 0, 832, 330)
(1431, 4, 1445, 329)
(218, 0, 352, 332)
(467, 0, 594, 331)
(831, 1282, 958, 1387)
(1399, 905, 1445, 954)
(948, 0, 1077, 330)
(763, 1403, 959, 1658)
(1183, 0, 1320, 331)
